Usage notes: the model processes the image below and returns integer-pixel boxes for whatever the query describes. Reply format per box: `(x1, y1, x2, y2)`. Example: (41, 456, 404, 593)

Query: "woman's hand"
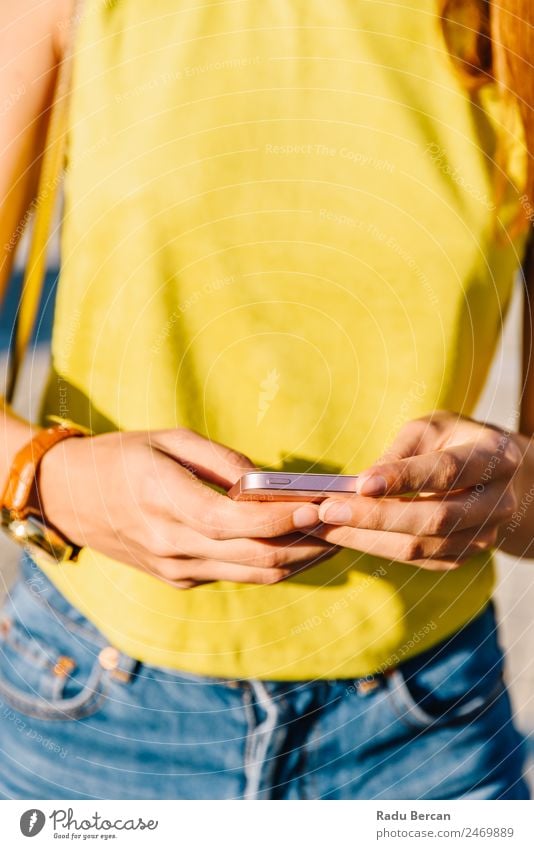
(312, 411, 522, 570)
(36, 428, 334, 588)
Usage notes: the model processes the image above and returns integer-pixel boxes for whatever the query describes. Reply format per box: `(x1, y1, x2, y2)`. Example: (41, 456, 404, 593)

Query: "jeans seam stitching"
(0, 661, 107, 721)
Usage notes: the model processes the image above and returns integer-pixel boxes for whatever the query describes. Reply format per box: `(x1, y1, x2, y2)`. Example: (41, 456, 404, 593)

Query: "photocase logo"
(20, 809, 46, 837)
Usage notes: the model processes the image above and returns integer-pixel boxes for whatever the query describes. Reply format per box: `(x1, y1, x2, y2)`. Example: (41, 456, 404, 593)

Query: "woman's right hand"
(36, 428, 332, 588)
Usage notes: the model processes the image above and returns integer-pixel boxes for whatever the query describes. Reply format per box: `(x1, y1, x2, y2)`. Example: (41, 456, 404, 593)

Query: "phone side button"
(265, 477, 292, 486)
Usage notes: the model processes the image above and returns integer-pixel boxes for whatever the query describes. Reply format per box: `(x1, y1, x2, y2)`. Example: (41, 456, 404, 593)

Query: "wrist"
(0, 411, 42, 489)
(34, 433, 90, 540)
(1, 424, 90, 563)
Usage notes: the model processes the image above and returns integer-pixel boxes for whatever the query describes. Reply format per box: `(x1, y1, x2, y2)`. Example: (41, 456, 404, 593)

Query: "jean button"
(98, 646, 120, 671)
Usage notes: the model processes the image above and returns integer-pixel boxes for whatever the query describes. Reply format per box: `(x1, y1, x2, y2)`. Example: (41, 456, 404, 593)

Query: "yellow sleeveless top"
(36, 0, 526, 679)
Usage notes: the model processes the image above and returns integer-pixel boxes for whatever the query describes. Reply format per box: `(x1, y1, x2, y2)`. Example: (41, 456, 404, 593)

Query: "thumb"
(357, 418, 427, 495)
(375, 418, 428, 465)
(149, 428, 256, 488)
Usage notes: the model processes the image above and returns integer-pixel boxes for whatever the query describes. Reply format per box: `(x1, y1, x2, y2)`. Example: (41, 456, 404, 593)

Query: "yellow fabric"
(36, 0, 527, 679)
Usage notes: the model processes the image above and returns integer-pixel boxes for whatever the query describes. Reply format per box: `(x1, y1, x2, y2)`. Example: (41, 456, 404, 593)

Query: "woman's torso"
(36, 0, 526, 679)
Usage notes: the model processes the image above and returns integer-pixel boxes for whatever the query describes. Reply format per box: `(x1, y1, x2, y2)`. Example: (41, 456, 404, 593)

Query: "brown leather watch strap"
(1, 425, 87, 521)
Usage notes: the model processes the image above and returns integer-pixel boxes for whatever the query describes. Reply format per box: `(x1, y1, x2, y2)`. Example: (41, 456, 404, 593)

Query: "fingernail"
(293, 505, 320, 528)
(319, 502, 352, 524)
(356, 475, 387, 496)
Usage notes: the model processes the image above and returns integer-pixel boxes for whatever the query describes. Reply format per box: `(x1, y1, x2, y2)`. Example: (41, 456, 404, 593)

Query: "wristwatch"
(1, 423, 89, 565)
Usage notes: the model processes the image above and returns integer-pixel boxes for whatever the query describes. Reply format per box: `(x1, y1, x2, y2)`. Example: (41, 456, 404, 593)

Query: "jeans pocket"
(0, 609, 108, 722)
(385, 606, 507, 730)
(386, 667, 506, 730)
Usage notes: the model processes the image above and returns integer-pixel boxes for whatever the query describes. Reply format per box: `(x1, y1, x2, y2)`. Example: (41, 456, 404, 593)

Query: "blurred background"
(1, 258, 533, 793)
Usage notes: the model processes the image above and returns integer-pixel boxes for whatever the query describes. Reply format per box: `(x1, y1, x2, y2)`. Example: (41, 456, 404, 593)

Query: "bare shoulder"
(0, 0, 76, 298)
(0, 0, 75, 61)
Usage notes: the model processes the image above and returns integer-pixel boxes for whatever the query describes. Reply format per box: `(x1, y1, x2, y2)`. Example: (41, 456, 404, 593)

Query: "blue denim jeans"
(0, 555, 529, 800)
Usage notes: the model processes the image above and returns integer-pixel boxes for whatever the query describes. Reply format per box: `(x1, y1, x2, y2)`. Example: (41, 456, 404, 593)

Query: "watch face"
(2, 514, 75, 564)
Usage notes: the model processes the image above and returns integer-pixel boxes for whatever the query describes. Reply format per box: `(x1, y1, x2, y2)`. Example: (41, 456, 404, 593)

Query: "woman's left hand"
(312, 411, 523, 570)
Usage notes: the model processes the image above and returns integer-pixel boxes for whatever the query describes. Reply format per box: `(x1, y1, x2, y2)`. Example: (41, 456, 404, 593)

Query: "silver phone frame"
(228, 472, 359, 502)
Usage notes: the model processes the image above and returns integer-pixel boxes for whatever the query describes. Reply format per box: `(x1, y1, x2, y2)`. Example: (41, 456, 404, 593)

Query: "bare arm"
(0, 0, 72, 480)
(0, 0, 71, 296)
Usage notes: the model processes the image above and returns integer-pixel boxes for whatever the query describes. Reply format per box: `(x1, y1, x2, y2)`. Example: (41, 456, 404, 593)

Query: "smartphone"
(228, 472, 359, 502)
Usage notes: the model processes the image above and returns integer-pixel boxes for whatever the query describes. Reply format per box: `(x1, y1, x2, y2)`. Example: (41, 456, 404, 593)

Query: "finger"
(377, 416, 429, 464)
(149, 428, 256, 487)
(155, 576, 213, 590)
(158, 460, 321, 538)
(409, 557, 472, 572)
(312, 524, 497, 562)
(387, 412, 485, 456)
(354, 434, 519, 497)
(147, 451, 321, 538)
(161, 524, 335, 568)
(113, 554, 213, 589)
(317, 480, 517, 535)
(154, 556, 327, 586)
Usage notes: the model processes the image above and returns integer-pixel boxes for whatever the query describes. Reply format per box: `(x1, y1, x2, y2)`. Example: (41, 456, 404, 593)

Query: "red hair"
(441, 1, 534, 219)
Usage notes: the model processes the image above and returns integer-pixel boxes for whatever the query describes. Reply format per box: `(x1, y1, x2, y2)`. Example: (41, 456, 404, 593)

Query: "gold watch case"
(1, 507, 79, 565)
